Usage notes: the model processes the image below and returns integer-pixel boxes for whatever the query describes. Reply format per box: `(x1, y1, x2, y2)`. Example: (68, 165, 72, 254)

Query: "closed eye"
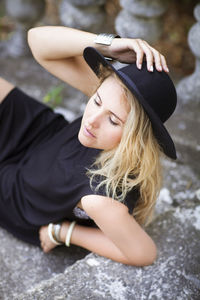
(94, 97, 119, 126)
(109, 117, 119, 126)
(94, 92, 122, 126)
(94, 97, 101, 106)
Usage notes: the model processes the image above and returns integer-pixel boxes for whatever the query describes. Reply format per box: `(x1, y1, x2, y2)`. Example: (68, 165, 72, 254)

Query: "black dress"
(0, 88, 139, 246)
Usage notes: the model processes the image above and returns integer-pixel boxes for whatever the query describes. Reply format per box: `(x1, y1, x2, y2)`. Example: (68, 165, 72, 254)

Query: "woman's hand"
(39, 225, 57, 253)
(39, 221, 71, 253)
(109, 38, 169, 73)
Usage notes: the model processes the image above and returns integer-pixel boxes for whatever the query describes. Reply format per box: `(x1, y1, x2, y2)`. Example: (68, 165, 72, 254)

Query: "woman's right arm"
(28, 26, 168, 97)
(27, 26, 101, 96)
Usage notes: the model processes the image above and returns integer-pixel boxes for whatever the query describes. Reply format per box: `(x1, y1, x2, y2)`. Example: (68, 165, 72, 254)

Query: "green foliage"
(43, 85, 64, 109)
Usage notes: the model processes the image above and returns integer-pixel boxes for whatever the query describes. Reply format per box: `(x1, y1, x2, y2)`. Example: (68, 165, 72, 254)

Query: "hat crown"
(119, 63, 177, 124)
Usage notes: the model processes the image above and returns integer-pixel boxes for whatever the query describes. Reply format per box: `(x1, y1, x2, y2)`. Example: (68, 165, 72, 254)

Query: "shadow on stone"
(0, 228, 89, 299)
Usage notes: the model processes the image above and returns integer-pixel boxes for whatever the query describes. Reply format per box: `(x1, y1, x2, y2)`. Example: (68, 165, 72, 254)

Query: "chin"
(78, 131, 85, 145)
(78, 131, 93, 148)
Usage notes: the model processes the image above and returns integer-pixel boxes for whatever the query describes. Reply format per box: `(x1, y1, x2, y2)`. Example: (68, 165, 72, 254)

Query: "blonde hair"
(87, 66, 163, 226)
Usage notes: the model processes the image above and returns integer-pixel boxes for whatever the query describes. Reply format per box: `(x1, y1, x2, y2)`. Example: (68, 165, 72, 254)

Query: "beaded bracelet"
(65, 221, 76, 247)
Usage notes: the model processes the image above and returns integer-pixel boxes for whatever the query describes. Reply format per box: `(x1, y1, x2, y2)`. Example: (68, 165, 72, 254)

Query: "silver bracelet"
(48, 223, 63, 245)
(54, 223, 62, 243)
(94, 33, 120, 46)
(65, 221, 76, 247)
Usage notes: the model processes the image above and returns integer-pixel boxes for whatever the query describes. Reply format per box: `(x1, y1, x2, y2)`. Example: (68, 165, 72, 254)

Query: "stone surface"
(115, 10, 162, 42)
(0, 229, 89, 299)
(59, 0, 106, 33)
(14, 209, 200, 299)
(156, 159, 200, 215)
(169, 3, 200, 175)
(119, 0, 168, 18)
(115, 0, 168, 42)
(188, 22, 200, 59)
(4, 0, 46, 57)
(194, 3, 200, 22)
(165, 111, 200, 178)
(65, 0, 105, 6)
(177, 3, 200, 104)
(0, 25, 32, 57)
(5, 0, 45, 23)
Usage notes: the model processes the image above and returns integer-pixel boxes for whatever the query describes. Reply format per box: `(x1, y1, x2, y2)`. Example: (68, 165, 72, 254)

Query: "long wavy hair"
(87, 65, 163, 226)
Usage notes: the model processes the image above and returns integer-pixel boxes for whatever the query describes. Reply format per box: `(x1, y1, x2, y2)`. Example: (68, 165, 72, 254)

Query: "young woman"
(0, 26, 177, 266)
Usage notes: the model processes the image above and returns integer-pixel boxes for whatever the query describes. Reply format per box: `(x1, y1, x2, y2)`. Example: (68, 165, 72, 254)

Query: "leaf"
(42, 85, 64, 109)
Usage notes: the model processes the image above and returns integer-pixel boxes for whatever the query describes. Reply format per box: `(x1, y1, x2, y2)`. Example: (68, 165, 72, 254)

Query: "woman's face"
(78, 76, 130, 150)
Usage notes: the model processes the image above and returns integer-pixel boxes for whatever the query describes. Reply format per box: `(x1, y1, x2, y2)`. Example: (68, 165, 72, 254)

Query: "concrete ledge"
(0, 228, 89, 299)
(15, 210, 200, 300)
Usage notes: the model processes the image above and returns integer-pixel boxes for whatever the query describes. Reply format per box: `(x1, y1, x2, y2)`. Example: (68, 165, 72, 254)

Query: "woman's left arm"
(59, 195, 157, 266)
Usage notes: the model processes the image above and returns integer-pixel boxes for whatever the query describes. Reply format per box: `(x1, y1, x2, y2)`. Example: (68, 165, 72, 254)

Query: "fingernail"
(166, 67, 169, 72)
(158, 65, 162, 71)
(138, 63, 142, 69)
(150, 65, 153, 72)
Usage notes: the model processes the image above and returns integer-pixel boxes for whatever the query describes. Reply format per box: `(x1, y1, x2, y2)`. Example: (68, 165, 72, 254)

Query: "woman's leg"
(0, 77, 15, 104)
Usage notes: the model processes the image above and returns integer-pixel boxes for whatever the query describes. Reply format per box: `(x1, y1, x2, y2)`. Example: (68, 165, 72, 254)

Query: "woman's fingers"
(160, 54, 169, 72)
(130, 40, 144, 69)
(137, 39, 154, 72)
(143, 42, 162, 71)
(143, 41, 169, 72)
(131, 39, 169, 73)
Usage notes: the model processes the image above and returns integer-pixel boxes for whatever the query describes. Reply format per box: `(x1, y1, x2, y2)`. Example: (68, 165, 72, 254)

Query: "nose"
(87, 111, 102, 128)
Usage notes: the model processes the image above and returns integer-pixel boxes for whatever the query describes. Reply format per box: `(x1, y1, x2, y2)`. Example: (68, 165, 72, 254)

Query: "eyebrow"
(96, 91, 125, 123)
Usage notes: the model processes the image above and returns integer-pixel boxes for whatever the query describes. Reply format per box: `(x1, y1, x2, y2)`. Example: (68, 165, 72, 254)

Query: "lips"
(84, 126, 96, 138)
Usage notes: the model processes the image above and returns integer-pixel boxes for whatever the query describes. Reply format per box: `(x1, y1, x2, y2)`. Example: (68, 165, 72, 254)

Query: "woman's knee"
(0, 77, 15, 104)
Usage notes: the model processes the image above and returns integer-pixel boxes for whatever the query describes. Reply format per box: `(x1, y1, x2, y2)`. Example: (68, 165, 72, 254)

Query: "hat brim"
(83, 47, 177, 159)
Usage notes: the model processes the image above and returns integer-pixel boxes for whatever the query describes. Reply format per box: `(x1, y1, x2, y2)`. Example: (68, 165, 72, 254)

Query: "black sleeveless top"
(0, 88, 139, 245)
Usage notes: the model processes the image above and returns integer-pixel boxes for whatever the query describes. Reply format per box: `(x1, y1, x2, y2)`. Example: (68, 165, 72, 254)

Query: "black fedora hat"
(83, 47, 177, 159)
